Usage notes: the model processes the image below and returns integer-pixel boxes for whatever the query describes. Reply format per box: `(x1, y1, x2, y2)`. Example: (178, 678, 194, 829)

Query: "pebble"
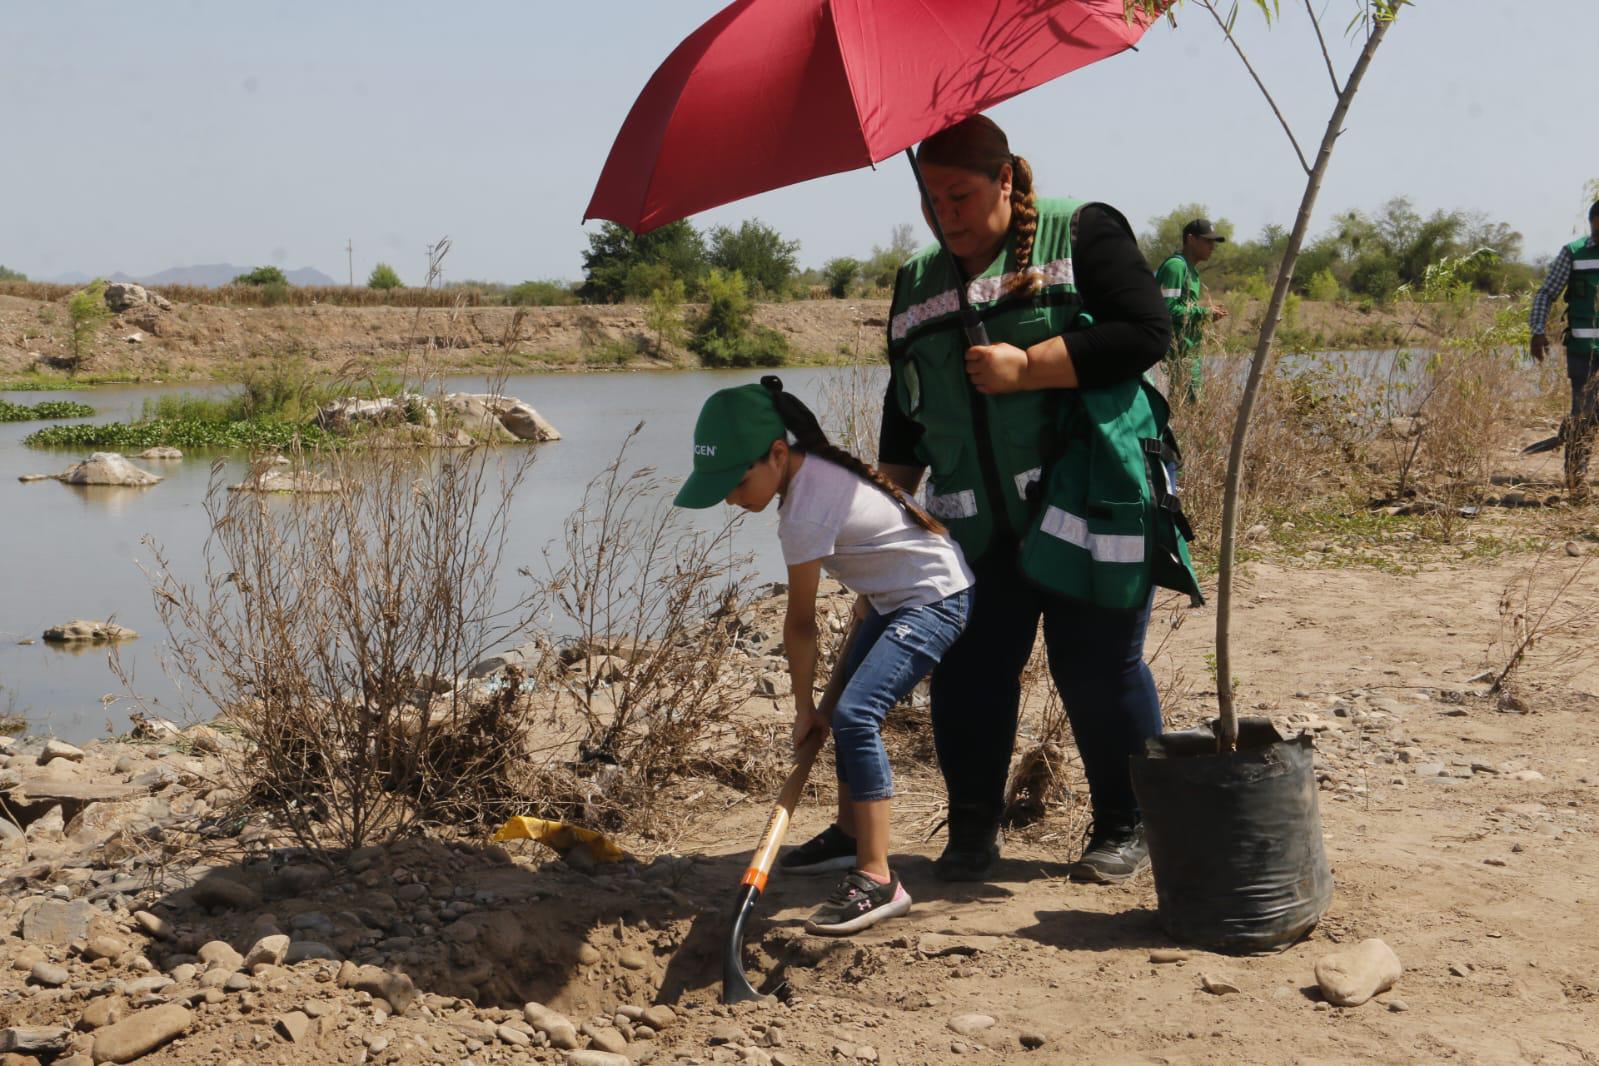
(1148, 949, 1190, 964)
(642, 1004, 676, 1030)
(576, 943, 602, 966)
(1385, 997, 1410, 1012)
(243, 934, 290, 968)
(133, 911, 174, 941)
(0, 1026, 71, 1054)
(198, 941, 244, 971)
(947, 1013, 995, 1036)
(583, 1024, 627, 1054)
(91, 1003, 192, 1063)
(497, 1024, 531, 1047)
(79, 997, 124, 1031)
(83, 936, 128, 962)
(616, 948, 648, 970)
(29, 961, 70, 987)
(1200, 973, 1241, 995)
(274, 1011, 311, 1043)
(566, 1052, 630, 1066)
(1315, 939, 1402, 1006)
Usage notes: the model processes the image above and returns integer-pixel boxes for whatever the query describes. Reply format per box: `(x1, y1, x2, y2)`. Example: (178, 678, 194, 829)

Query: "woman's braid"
(1006, 153, 1042, 297)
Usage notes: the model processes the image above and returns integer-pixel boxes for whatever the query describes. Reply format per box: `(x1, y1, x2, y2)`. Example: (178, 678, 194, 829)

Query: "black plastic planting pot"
(1130, 716, 1334, 953)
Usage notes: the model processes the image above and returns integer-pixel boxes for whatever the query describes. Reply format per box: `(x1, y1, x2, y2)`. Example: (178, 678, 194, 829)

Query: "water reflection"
(0, 367, 882, 741)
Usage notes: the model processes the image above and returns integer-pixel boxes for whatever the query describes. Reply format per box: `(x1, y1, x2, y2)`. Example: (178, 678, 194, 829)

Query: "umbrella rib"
(826, 0, 881, 168)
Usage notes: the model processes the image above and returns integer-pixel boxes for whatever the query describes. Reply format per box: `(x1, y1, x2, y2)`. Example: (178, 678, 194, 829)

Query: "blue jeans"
(830, 588, 972, 802)
(929, 551, 1161, 820)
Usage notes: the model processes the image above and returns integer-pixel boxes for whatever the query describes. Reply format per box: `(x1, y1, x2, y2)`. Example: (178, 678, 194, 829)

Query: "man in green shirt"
(1155, 218, 1229, 402)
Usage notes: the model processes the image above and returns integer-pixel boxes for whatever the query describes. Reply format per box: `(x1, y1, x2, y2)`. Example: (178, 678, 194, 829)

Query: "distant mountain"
(44, 264, 340, 288)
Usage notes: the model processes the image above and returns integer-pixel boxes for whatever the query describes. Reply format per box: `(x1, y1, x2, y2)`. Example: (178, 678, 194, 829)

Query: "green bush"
(690, 269, 789, 368)
(506, 279, 580, 306)
(0, 265, 26, 282)
(824, 257, 860, 299)
(1307, 268, 1341, 302)
(234, 265, 288, 286)
(65, 281, 109, 376)
(646, 280, 687, 356)
(368, 263, 403, 290)
(707, 219, 800, 297)
(0, 399, 95, 422)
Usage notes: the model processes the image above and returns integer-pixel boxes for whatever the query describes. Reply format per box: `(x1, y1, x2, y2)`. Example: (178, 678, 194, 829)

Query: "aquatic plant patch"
(0, 399, 96, 422)
(23, 417, 330, 450)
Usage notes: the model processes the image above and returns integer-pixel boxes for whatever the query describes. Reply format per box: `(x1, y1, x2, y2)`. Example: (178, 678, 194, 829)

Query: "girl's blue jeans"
(829, 588, 972, 802)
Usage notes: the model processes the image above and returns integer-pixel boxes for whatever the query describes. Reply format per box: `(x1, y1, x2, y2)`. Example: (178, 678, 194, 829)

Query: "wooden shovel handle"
(740, 619, 864, 892)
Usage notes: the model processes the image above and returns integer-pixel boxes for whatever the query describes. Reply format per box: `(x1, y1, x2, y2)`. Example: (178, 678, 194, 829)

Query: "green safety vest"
(1565, 237, 1599, 358)
(1018, 377, 1203, 609)
(1156, 252, 1206, 398)
(886, 198, 1203, 609)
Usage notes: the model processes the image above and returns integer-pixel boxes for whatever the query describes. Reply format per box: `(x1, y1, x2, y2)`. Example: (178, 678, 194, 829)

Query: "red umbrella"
(585, 0, 1163, 234)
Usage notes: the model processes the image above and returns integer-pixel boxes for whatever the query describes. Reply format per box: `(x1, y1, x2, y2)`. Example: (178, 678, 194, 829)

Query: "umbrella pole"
(904, 149, 990, 347)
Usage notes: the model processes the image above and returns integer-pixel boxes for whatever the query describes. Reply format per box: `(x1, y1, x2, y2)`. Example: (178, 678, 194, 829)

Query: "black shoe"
(1068, 818, 1149, 884)
(933, 803, 1000, 882)
(804, 869, 912, 936)
(780, 824, 858, 874)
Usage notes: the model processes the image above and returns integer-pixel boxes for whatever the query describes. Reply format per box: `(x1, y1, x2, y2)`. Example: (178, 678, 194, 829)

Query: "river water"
(1, 367, 882, 743)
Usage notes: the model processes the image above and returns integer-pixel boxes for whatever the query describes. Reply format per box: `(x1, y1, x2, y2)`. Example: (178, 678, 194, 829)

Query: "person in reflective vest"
(1530, 201, 1599, 500)
(877, 115, 1202, 886)
(1154, 219, 1229, 402)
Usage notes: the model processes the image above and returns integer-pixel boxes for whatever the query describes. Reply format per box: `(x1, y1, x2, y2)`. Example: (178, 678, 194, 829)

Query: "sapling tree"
(1128, 0, 1411, 750)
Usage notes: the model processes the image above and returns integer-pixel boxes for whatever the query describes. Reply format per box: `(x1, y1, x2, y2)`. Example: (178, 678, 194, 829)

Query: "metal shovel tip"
(721, 883, 766, 1004)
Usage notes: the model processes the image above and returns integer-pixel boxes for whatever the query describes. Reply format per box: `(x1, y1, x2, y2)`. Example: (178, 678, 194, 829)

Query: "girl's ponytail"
(761, 376, 947, 536)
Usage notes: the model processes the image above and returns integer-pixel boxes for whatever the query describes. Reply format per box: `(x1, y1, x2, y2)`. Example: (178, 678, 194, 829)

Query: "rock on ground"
(55, 453, 163, 487)
(1315, 938, 1403, 1007)
(90, 1003, 192, 1063)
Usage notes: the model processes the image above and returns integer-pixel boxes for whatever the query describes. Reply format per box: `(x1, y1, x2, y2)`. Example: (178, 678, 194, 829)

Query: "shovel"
(722, 619, 864, 1004)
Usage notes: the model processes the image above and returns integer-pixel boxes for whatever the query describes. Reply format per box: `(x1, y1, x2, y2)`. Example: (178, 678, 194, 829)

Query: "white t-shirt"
(777, 454, 974, 614)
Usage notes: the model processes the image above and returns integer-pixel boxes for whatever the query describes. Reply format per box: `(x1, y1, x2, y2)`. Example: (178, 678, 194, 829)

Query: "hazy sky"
(3, 2, 1595, 284)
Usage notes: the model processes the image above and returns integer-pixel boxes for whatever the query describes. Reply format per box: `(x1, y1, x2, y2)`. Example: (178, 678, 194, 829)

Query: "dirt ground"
(3, 438, 1598, 1065)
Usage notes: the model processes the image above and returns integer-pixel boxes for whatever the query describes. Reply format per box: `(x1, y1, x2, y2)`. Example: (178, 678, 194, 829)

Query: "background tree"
(862, 223, 921, 292)
(580, 220, 708, 303)
(646, 279, 687, 356)
(707, 219, 800, 298)
(65, 280, 109, 376)
(368, 263, 403, 290)
(823, 257, 861, 299)
(0, 265, 26, 282)
(233, 265, 287, 286)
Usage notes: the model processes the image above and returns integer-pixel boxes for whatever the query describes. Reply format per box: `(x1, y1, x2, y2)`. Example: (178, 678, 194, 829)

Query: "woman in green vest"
(867, 115, 1190, 884)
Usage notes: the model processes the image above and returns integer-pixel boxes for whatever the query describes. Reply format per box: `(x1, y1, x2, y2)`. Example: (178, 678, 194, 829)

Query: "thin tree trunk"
(1214, 16, 1393, 752)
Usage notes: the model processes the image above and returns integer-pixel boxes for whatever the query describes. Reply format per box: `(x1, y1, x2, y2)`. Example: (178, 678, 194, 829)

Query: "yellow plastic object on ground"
(493, 816, 627, 863)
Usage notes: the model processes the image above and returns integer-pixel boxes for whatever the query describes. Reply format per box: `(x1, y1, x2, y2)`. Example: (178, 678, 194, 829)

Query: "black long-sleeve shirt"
(878, 202, 1170, 467)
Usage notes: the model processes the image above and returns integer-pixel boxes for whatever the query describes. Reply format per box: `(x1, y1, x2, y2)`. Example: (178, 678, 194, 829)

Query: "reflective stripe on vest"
(926, 488, 978, 520)
(1014, 467, 1042, 500)
(1574, 260, 1599, 270)
(1572, 328, 1599, 339)
(889, 257, 1074, 341)
(1039, 506, 1145, 564)
(1160, 288, 1183, 299)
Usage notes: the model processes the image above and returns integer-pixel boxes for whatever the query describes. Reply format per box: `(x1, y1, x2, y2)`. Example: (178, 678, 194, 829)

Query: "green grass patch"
(0, 399, 96, 422)
(24, 418, 331, 450)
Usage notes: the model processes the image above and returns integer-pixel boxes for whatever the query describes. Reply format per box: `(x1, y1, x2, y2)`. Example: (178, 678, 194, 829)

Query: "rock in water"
(90, 1003, 192, 1063)
(1315, 938, 1402, 1007)
(42, 620, 138, 644)
(56, 453, 163, 487)
(135, 447, 183, 460)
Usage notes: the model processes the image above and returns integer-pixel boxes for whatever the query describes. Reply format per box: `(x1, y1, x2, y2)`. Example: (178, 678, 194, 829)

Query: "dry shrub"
(815, 360, 885, 463)
(531, 426, 780, 834)
(1489, 545, 1599, 695)
(139, 440, 543, 853)
(1170, 357, 1359, 556)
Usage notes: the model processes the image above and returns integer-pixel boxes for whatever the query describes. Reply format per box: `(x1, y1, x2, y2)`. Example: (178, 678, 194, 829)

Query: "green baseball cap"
(673, 383, 787, 508)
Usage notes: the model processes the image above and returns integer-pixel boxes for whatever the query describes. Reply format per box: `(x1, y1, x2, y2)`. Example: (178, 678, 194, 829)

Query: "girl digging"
(674, 376, 972, 935)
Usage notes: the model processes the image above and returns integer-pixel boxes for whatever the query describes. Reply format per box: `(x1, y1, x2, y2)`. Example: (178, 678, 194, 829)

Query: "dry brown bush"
(137, 440, 544, 853)
(530, 427, 783, 835)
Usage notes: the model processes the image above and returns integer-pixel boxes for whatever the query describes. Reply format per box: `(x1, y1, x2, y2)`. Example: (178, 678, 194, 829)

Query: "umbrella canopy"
(586, 0, 1162, 233)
